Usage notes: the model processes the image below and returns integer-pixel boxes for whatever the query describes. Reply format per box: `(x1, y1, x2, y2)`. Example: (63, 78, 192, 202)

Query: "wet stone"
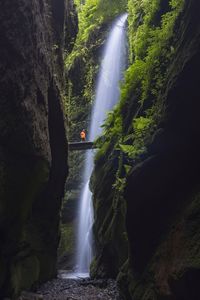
(35, 278, 122, 300)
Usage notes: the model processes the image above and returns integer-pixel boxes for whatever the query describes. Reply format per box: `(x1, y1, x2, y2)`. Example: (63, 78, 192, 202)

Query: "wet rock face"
(65, 0, 78, 52)
(124, 0, 200, 299)
(91, 0, 200, 299)
(0, 0, 70, 297)
(90, 152, 128, 279)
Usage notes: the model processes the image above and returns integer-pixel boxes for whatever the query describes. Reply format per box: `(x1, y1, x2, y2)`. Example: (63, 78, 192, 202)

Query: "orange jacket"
(80, 131, 86, 140)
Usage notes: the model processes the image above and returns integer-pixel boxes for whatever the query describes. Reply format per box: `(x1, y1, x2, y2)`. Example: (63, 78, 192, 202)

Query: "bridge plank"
(68, 142, 96, 151)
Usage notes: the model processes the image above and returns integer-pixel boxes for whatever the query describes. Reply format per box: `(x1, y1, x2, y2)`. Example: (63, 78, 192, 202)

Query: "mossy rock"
(58, 222, 76, 260)
(37, 253, 56, 282)
(10, 255, 40, 296)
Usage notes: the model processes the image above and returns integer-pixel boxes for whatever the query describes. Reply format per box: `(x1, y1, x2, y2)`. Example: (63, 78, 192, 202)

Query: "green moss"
(83, 64, 98, 101)
(66, 0, 127, 66)
(126, 191, 200, 300)
(94, 141, 111, 162)
(93, 0, 185, 193)
(118, 262, 158, 300)
(91, 145, 129, 278)
(11, 255, 40, 296)
(95, 0, 185, 159)
(58, 223, 75, 258)
(64, 4, 129, 255)
(90, 0, 188, 296)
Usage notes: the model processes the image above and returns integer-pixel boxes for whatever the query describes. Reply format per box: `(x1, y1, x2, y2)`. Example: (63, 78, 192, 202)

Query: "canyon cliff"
(0, 0, 75, 297)
(1, 0, 200, 299)
(91, 0, 200, 299)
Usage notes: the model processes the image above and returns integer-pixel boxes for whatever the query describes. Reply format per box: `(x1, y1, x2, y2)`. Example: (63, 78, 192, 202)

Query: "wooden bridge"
(68, 141, 96, 151)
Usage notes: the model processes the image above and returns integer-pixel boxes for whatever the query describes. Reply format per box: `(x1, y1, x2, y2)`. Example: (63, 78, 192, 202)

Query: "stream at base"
(59, 270, 89, 279)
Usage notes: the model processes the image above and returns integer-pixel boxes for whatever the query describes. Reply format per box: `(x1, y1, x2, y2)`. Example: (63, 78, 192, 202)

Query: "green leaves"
(133, 116, 152, 132)
(124, 0, 185, 105)
(119, 144, 138, 158)
(75, 0, 127, 46)
(117, 116, 153, 164)
(66, 0, 128, 69)
(112, 176, 126, 192)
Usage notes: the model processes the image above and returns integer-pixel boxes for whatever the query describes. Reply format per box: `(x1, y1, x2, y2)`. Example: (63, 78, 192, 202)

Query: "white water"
(71, 13, 128, 279)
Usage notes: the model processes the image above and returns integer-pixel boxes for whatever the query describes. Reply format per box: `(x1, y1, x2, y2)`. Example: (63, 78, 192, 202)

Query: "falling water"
(73, 13, 128, 278)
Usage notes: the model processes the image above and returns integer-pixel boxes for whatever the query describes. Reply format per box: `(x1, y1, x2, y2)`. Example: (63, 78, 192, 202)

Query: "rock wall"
(65, 0, 78, 53)
(91, 0, 200, 299)
(0, 0, 71, 297)
(123, 1, 200, 298)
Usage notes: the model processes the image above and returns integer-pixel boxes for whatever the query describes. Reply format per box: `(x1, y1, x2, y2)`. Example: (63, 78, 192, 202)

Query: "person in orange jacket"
(80, 129, 86, 141)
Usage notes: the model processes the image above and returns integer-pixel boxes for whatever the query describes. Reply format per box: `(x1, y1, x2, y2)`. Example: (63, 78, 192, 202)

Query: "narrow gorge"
(0, 0, 200, 300)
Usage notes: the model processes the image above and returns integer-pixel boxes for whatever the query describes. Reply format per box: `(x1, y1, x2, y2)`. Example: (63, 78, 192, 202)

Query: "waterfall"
(74, 13, 128, 278)
(89, 13, 128, 141)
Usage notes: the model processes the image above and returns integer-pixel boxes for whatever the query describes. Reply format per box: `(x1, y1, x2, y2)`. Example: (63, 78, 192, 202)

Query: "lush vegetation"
(61, 0, 128, 261)
(66, 0, 127, 67)
(90, 0, 186, 285)
(64, 0, 128, 188)
(95, 0, 185, 188)
(62, 0, 185, 279)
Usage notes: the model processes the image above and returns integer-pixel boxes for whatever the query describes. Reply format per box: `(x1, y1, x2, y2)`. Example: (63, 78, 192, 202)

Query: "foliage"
(62, 1, 129, 260)
(94, 0, 185, 192)
(77, 0, 127, 42)
(119, 116, 154, 160)
(65, 0, 128, 137)
(121, 0, 184, 106)
(66, 0, 127, 68)
(100, 0, 184, 145)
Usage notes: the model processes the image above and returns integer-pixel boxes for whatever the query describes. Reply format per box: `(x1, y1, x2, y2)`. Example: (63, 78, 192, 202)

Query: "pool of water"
(58, 270, 89, 279)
